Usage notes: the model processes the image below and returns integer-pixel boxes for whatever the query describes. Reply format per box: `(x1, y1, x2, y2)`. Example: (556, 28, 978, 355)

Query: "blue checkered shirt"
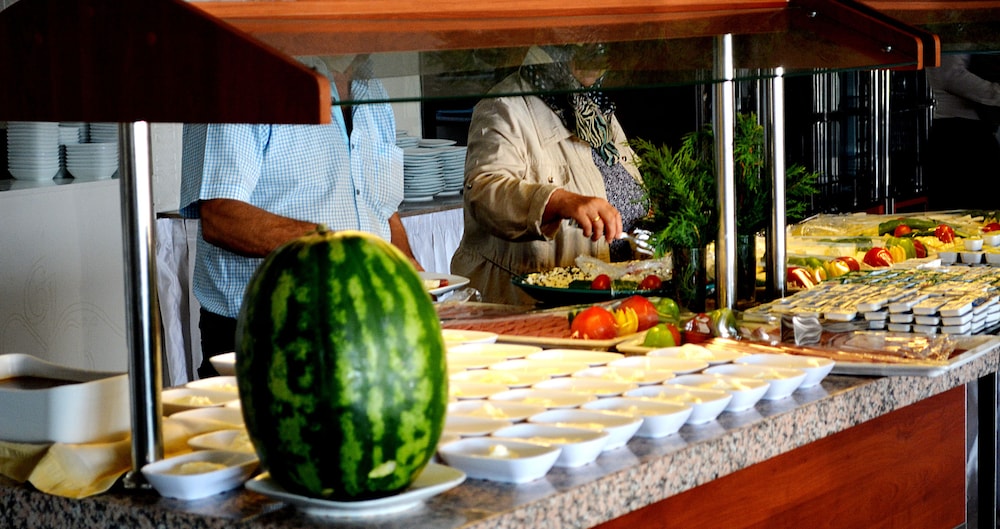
(180, 75, 403, 319)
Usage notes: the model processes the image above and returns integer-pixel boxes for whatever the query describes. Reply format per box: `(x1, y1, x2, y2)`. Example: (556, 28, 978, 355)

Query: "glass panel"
(860, 2, 1000, 54)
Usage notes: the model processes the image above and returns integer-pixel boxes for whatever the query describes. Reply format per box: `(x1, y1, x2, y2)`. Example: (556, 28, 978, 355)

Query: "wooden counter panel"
(596, 386, 966, 529)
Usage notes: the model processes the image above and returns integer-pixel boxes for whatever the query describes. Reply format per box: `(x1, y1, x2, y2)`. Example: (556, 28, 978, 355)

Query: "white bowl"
(447, 400, 546, 422)
(449, 381, 508, 400)
(169, 406, 245, 433)
(961, 251, 984, 264)
(161, 387, 239, 416)
(986, 252, 1000, 265)
(185, 375, 239, 394)
(443, 414, 512, 437)
(437, 437, 560, 483)
(141, 450, 259, 500)
(983, 233, 1000, 247)
(704, 364, 808, 400)
(525, 349, 624, 366)
(964, 238, 985, 251)
(489, 359, 590, 378)
(208, 352, 237, 376)
(449, 369, 549, 388)
(532, 377, 638, 397)
(489, 388, 595, 409)
(491, 423, 609, 467)
(446, 354, 502, 371)
(528, 409, 642, 450)
(938, 250, 958, 264)
(624, 385, 731, 424)
(647, 343, 743, 364)
(608, 356, 708, 374)
(572, 365, 675, 386)
(581, 397, 692, 438)
(446, 342, 540, 359)
(734, 353, 835, 388)
(440, 329, 499, 346)
(666, 374, 770, 412)
(187, 428, 256, 454)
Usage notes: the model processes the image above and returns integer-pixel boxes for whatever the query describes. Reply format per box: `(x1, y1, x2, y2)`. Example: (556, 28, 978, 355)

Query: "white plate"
(245, 463, 465, 518)
(208, 352, 236, 376)
(441, 329, 499, 346)
(608, 356, 708, 374)
(449, 368, 549, 388)
(526, 349, 624, 366)
(733, 353, 835, 388)
(572, 365, 676, 386)
(447, 342, 540, 360)
(528, 409, 642, 450)
(491, 423, 609, 467)
(443, 414, 511, 436)
(489, 358, 591, 378)
(420, 272, 470, 296)
(532, 377, 638, 397)
(488, 388, 596, 409)
(665, 374, 770, 412)
(703, 364, 807, 400)
(447, 399, 546, 421)
(581, 397, 692, 438)
(185, 375, 239, 394)
(417, 138, 458, 148)
(437, 438, 559, 483)
(624, 385, 731, 424)
(187, 428, 255, 454)
(161, 387, 239, 415)
(648, 343, 745, 364)
(142, 450, 259, 501)
(449, 380, 508, 400)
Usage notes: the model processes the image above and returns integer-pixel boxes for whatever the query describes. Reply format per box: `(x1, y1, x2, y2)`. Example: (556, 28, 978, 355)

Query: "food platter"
(511, 275, 669, 306)
(419, 272, 470, 297)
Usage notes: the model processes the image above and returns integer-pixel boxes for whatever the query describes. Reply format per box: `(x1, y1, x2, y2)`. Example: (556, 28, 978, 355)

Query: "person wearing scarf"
(451, 44, 648, 305)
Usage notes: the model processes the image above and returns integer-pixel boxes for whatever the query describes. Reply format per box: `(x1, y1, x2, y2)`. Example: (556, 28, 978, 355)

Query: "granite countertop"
(2, 337, 998, 529)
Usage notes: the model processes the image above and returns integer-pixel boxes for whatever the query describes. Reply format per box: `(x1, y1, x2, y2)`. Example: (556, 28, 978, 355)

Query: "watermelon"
(235, 228, 447, 500)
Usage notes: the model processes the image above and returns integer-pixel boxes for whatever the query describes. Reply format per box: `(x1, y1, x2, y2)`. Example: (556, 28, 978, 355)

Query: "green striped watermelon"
(235, 228, 447, 500)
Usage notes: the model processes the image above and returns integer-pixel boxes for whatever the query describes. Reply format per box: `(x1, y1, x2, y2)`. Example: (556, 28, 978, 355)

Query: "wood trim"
(594, 386, 967, 529)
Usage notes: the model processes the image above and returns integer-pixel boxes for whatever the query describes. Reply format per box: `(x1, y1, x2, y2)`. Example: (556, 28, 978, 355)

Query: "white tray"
(829, 335, 999, 377)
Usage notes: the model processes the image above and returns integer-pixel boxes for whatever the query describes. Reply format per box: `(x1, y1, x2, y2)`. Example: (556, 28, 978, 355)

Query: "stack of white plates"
(58, 123, 85, 179)
(88, 123, 118, 144)
(436, 146, 467, 196)
(396, 132, 420, 149)
(65, 142, 118, 180)
(403, 147, 445, 202)
(6, 121, 60, 181)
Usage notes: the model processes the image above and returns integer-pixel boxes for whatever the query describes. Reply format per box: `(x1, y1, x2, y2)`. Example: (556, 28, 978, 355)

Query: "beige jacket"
(450, 72, 641, 305)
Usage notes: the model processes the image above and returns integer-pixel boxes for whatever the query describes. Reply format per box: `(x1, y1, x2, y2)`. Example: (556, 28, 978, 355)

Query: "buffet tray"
(827, 334, 1000, 377)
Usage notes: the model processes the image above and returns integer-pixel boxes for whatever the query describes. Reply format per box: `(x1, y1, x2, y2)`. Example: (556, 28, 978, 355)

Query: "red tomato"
(617, 295, 660, 331)
(833, 256, 861, 272)
(863, 247, 893, 267)
(638, 274, 663, 291)
(983, 222, 1000, 233)
(590, 274, 612, 290)
(934, 224, 956, 244)
(893, 225, 912, 237)
(912, 239, 927, 259)
(570, 306, 618, 340)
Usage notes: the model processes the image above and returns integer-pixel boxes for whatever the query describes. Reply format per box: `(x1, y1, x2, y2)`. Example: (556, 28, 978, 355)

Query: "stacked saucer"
(402, 147, 445, 202)
(396, 131, 420, 149)
(6, 121, 60, 181)
(88, 123, 118, 143)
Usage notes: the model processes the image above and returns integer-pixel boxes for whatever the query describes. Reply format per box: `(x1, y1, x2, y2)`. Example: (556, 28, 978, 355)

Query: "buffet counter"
(2, 338, 997, 529)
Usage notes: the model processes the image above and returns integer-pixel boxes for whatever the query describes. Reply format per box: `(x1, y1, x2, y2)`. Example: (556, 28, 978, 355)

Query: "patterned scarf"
(520, 50, 621, 165)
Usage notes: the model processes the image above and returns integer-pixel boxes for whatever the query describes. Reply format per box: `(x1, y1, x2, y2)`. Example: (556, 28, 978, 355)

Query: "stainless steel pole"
(117, 121, 164, 489)
(714, 34, 736, 310)
(765, 67, 787, 300)
(872, 69, 892, 213)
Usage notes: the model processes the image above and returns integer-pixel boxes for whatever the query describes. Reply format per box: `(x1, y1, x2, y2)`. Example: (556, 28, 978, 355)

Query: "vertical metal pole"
(118, 121, 164, 488)
(872, 69, 892, 213)
(714, 34, 736, 310)
(765, 68, 787, 300)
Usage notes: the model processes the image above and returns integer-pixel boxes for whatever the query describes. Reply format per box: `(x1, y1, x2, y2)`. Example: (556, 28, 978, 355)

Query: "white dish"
(169, 406, 245, 433)
(648, 343, 744, 364)
(187, 428, 256, 454)
(441, 329, 499, 346)
(986, 252, 1000, 265)
(437, 437, 560, 483)
(488, 388, 596, 409)
(581, 397, 692, 438)
(608, 356, 708, 374)
(572, 365, 675, 386)
(937, 250, 958, 264)
(525, 349, 624, 366)
(733, 353, 835, 388)
(528, 409, 642, 450)
(443, 414, 512, 437)
(418, 138, 458, 148)
(491, 423, 609, 467)
(0, 353, 130, 443)
(532, 377, 638, 397)
(141, 450, 259, 501)
(665, 374, 769, 412)
(208, 352, 237, 376)
(161, 387, 239, 415)
(185, 375, 239, 394)
(624, 385, 731, 424)
(490, 358, 590, 378)
(449, 368, 549, 388)
(704, 364, 807, 400)
(419, 272, 470, 297)
(246, 463, 465, 517)
(449, 381, 508, 400)
(446, 354, 501, 371)
(447, 342, 540, 359)
(964, 238, 985, 251)
(983, 233, 1000, 246)
(447, 400, 546, 422)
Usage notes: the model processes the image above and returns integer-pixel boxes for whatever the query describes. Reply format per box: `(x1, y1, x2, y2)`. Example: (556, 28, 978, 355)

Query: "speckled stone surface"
(2, 338, 998, 529)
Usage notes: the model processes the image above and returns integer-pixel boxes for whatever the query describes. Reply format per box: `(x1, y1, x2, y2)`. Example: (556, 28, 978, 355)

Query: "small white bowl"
(938, 250, 958, 264)
(443, 414, 512, 437)
(187, 428, 256, 454)
(449, 369, 549, 388)
(185, 376, 239, 394)
(489, 359, 590, 378)
(704, 364, 807, 400)
(734, 353, 835, 388)
(437, 437, 560, 483)
(161, 387, 239, 416)
(624, 385, 731, 424)
(449, 381, 508, 400)
(440, 329, 499, 346)
(647, 343, 743, 364)
(608, 356, 708, 374)
(208, 352, 237, 376)
(526, 349, 624, 366)
(447, 400, 546, 422)
(964, 238, 984, 251)
(169, 406, 245, 433)
(141, 450, 259, 500)
(572, 365, 675, 386)
(983, 233, 1000, 247)
(446, 354, 500, 371)
(581, 397, 692, 438)
(532, 377, 638, 397)
(986, 252, 1000, 265)
(488, 388, 595, 409)
(528, 409, 642, 450)
(961, 251, 984, 264)
(491, 423, 609, 467)
(445, 342, 533, 358)
(665, 374, 769, 412)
